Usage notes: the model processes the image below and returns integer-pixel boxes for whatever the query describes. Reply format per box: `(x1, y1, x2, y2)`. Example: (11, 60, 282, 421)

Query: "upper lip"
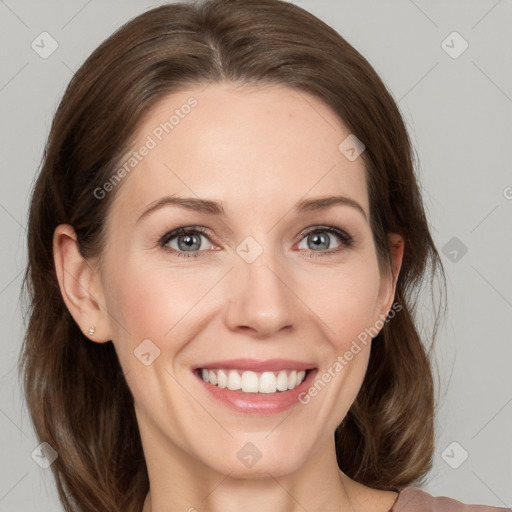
(193, 358, 316, 372)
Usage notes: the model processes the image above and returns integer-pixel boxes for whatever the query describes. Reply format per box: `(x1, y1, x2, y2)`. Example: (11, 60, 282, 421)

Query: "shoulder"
(390, 486, 511, 512)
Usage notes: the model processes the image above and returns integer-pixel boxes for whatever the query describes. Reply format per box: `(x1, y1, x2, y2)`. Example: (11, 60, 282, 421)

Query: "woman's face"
(89, 82, 401, 477)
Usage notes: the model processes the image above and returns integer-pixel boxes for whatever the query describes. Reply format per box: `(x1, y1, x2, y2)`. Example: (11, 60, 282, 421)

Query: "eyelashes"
(158, 224, 355, 260)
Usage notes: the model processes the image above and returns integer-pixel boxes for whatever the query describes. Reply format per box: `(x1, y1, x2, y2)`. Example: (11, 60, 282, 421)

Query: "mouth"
(191, 358, 318, 414)
(194, 367, 314, 394)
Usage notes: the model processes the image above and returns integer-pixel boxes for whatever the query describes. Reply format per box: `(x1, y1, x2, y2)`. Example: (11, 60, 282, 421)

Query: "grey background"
(1, 0, 511, 510)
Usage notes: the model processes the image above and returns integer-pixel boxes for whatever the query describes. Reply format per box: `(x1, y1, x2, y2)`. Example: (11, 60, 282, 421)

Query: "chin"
(201, 439, 311, 478)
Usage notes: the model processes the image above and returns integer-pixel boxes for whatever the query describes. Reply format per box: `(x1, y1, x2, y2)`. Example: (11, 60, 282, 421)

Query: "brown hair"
(18, 0, 446, 510)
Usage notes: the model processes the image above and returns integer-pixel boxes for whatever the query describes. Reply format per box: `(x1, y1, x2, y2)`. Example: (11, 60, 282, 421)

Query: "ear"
(53, 224, 111, 343)
(374, 233, 404, 322)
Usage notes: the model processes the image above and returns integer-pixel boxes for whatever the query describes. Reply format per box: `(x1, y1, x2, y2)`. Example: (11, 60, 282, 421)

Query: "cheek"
(295, 263, 380, 426)
(101, 259, 210, 415)
(103, 256, 220, 364)
(296, 260, 382, 348)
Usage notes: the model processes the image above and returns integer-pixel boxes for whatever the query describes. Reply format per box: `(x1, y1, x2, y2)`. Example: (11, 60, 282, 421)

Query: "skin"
(54, 82, 404, 512)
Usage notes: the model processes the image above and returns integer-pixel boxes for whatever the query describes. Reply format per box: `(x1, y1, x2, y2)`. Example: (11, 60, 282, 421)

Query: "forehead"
(109, 82, 369, 224)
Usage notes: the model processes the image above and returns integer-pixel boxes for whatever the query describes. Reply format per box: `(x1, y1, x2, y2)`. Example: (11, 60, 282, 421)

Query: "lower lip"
(194, 369, 318, 415)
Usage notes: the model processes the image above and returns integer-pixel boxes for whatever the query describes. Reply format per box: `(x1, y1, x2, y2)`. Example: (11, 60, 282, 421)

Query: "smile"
(191, 358, 317, 414)
(196, 368, 308, 394)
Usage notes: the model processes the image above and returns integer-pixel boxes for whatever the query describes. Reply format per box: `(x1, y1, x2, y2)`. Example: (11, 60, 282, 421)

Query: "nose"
(223, 249, 296, 338)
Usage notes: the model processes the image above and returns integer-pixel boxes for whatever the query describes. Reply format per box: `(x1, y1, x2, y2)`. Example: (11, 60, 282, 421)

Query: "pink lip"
(192, 358, 315, 372)
(193, 365, 318, 415)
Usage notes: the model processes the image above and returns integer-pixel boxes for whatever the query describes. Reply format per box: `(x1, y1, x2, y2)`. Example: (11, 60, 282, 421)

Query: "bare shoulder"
(391, 486, 511, 512)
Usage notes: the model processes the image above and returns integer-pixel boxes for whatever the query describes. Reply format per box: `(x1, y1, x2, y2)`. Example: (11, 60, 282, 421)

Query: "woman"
(18, 0, 509, 511)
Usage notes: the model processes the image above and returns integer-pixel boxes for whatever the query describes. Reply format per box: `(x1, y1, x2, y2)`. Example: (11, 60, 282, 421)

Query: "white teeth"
(216, 369, 228, 388)
(288, 370, 297, 389)
(241, 371, 259, 392)
(276, 370, 288, 391)
(227, 370, 242, 390)
(258, 372, 277, 393)
(199, 368, 308, 393)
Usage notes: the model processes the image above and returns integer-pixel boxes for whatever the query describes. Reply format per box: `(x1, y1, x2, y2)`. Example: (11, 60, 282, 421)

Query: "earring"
(88, 326, 96, 336)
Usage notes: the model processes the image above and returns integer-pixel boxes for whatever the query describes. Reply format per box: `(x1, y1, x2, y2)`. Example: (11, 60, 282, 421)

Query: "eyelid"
(296, 224, 352, 243)
(159, 225, 217, 246)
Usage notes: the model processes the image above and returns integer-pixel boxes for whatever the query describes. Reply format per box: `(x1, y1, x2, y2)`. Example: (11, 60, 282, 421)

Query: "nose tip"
(224, 257, 295, 337)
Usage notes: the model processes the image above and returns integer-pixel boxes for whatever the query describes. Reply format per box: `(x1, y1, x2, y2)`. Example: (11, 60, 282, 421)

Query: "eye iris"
(309, 232, 330, 250)
(178, 233, 201, 251)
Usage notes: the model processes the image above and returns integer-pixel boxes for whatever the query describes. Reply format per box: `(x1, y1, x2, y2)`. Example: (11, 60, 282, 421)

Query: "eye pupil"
(178, 234, 201, 251)
(309, 232, 330, 250)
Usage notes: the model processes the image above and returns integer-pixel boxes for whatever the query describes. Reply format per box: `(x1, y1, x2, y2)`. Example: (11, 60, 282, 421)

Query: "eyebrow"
(136, 194, 367, 223)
